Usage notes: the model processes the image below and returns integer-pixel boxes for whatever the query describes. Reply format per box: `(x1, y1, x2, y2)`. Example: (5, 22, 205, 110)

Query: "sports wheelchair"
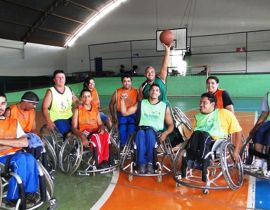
(119, 106, 192, 182)
(241, 136, 270, 180)
(58, 131, 119, 176)
(0, 160, 56, 210)
(173, 133, 244, 194)
(120, 132, 175, 182)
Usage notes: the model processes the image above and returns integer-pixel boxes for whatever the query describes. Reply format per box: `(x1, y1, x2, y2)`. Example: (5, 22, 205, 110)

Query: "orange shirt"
(116, 88, 138, 112)
(78, 106, 99, 132)
(0, 118, 21, 156)
(91, 88, 100, 110)
(214, 89, 224, 109)
(9, 104, 35, 132)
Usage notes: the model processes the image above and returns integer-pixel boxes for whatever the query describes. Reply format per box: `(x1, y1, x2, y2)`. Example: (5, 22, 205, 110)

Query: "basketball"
(159, 30, 174, 46)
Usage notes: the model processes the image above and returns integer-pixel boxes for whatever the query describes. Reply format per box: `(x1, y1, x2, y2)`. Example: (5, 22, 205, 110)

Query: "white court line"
(90, 170, 119, 210)
(246, 111, 258, 210)
(247, 176, 256, 209)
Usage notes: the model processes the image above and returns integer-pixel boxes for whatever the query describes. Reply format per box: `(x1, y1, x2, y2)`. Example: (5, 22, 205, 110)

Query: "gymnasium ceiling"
(0, 0, 113, 47)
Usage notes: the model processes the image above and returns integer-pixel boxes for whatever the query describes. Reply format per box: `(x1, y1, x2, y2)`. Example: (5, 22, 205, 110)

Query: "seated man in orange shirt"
(5, 91, 43, 158)
(0, 92, 39, 206)
(109, 75, 138, 148)
(72, 89, 110, 168)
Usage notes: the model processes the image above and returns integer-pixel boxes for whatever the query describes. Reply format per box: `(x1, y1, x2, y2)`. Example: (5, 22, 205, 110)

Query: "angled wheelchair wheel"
(109, 125, 119, 147)
(40, 125, 63, 154)
(173, 146, 187, 180)
(38, 161, 54, 199)
(220, 141, 243, 190)
(172, 107, 192, 131)
(109, 138, 120, 166)
(240, 136, 253, 165)
(59, 135, 83, 175)
(43, 141, 57, 171)
(120, 134, 134, 168)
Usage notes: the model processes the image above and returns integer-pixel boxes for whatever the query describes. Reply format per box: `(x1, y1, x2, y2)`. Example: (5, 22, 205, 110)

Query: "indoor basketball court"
(1, 0, 270, 210)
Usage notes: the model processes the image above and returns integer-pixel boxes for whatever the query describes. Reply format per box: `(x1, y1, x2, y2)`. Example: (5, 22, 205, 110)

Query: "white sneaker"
(250, 159, 263, 171)
(262, 161, 270, 177)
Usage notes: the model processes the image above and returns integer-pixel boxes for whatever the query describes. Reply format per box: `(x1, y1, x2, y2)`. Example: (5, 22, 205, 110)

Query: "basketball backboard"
(156, 27, 187, 51)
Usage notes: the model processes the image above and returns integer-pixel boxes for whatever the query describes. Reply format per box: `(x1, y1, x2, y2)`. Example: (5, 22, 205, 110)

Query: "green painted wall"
(5, 74, 269, 103)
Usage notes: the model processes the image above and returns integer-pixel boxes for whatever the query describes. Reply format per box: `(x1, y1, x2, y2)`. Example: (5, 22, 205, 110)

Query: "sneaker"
(138, 165, 146, 174)
(250, 159, 263, 171)
(146, 162, 154, 174)
(262, 161, 270, 177)
(26, 192, 40, 206)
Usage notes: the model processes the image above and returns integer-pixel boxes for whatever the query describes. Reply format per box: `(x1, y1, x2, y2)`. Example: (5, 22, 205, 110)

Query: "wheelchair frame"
(58, 132, 120, 176)
(241, 136, 270, 180)
(120, 133, 175, 182)
(173, 138, 244, 194)
(0, 161, 56, 210)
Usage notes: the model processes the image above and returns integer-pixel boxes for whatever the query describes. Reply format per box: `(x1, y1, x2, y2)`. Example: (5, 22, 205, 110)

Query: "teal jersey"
(139, 99, 167, 131)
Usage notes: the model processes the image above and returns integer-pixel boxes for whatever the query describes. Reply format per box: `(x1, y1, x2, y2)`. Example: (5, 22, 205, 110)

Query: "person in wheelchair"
(109, 75, 138, 148)
(83, 76, 112, 130)
(0, 92, 40, 207)
(189, 92, 242, 167)
(248, 91, 270, 176)
(120, 83, 174, 174)
(71, 89, 110, 169)
(5, 91, 44, 159)
(42, 69, 79, 138)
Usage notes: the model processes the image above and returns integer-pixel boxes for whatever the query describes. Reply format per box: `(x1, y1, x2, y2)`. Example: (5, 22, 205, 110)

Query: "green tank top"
(142, 77, 168, 103)
(139, 99, 167, 131)
(194, 109, 226, 140)
(49, 86, 73, 121)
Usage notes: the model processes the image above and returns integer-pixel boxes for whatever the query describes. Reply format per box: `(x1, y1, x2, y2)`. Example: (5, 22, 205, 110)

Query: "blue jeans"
(0, 152, 39, 201)
(253, 121, 270, 145)
(135, 127, 158, 166)
(117, 112, 136, 146)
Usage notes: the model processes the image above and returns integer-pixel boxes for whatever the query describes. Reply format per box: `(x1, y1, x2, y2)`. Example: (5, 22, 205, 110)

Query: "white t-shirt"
(261, 93, 269, 112)
(16, 122, 26, 138)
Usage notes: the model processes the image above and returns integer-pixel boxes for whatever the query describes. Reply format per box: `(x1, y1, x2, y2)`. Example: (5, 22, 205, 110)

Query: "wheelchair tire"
(120, 134, 134, 168)
(59, 135, 83, 175)
(38, 161, 54, 199)
(220, 141, 243, 190)
(40, 125, 63, 155)
(44, 141, 57, 171)
(173, 146, 187, 180)
(240, 137, 253, 165)
(109, 125, 119, 147)
(109, 139, 120, 167)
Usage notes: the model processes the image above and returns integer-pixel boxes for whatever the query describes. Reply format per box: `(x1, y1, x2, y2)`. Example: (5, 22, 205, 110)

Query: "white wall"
(0, 39, 66, 76)
(66, 0, 270, 74)
(1, 0, 270, 76)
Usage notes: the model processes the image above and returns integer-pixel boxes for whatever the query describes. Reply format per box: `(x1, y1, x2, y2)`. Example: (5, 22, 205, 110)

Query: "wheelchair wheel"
(109, 125, 119, 147)
(240, 137, 253, 165)
(220, 141, 243, 190)
(40, 125, 63, 154)
(172, 107, 192, 131)
(120, 134, 134, 168)
(38, 161, 54, 199)
(173, 146, 186, 180)
(43, 141, 57, 171)
(109, 138, 120, 166)
(59, 135, 83, 175)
